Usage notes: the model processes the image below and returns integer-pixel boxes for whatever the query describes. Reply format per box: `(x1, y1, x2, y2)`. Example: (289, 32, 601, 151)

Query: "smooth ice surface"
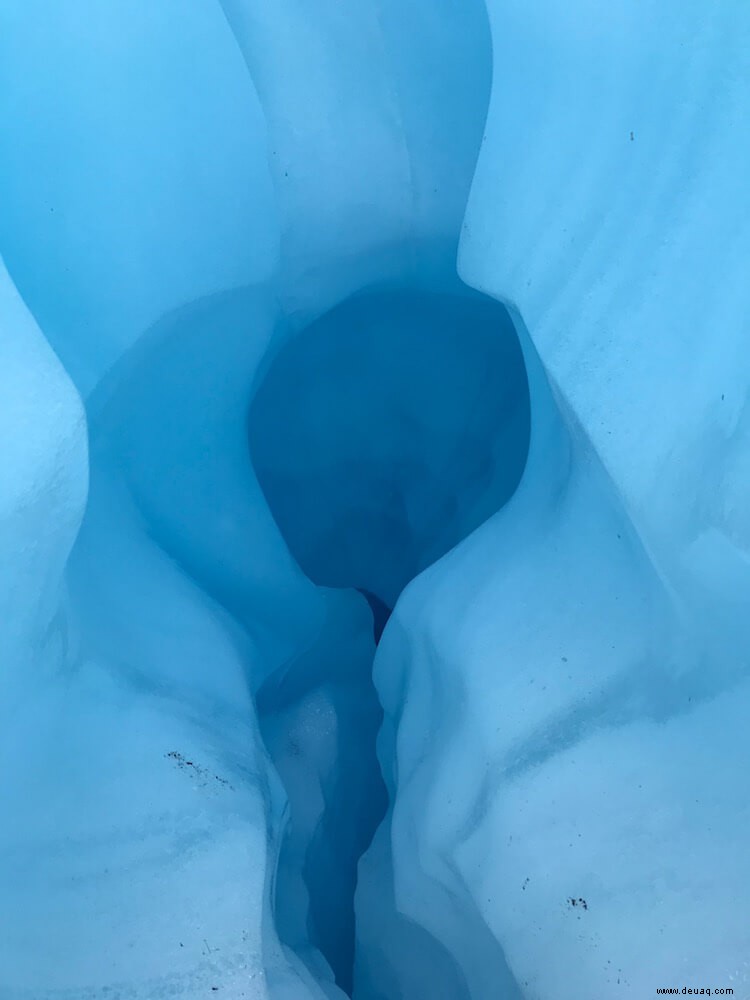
(0, 1, 278, 395)
(2, 1, 750, 998)
(0, 258, 87, 699)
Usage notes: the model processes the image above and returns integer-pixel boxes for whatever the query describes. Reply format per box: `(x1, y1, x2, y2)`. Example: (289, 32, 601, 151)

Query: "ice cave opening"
(248, 285, 531, 995)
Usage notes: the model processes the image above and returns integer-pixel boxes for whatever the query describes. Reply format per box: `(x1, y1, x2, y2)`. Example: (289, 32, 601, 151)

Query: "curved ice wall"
(1, 2, 749, 998)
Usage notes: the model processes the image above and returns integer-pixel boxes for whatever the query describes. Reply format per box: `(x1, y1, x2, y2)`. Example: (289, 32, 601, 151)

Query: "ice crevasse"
(1, 1, 749, 998)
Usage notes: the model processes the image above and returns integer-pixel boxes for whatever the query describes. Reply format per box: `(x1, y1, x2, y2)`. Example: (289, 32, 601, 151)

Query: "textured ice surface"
(2, 1, 750, 998)
(360, 3, 750, 998)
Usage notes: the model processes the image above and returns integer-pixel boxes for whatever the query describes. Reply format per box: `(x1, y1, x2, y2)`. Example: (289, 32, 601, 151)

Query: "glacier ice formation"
(2, 1, 750, 998)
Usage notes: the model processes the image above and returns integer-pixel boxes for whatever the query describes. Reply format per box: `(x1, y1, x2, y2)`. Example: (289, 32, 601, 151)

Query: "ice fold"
(2, 0, 750, 998)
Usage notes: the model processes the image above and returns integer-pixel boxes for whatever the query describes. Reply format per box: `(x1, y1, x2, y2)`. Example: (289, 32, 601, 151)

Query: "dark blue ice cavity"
(249, 286, 531, 611)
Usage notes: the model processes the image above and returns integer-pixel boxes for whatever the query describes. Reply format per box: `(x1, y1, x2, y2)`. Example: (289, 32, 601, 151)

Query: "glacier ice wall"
(360, 2, 750, 998)
(0, 260, 87, 699)
(2, 0, 750, 998)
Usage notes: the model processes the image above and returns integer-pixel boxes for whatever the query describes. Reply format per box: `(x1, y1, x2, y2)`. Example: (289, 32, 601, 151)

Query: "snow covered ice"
(1, 1, 750, 998)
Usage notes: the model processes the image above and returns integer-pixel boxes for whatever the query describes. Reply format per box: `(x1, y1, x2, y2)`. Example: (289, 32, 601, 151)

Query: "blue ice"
(1, 1, 750, 998)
